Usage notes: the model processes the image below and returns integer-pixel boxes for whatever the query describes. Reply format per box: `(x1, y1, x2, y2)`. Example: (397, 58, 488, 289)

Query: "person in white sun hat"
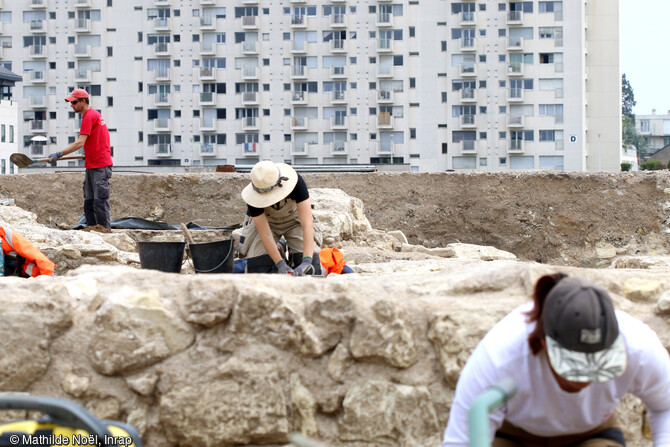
(442, 273, 670, 447)
(239, 160, 322, 275)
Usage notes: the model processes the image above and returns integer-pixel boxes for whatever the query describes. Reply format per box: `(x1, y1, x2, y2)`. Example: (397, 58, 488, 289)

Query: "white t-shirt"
(442, 302, 670, 446)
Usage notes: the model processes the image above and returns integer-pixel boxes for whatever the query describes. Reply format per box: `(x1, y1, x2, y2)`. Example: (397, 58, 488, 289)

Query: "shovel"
(10, 153, 86, 168)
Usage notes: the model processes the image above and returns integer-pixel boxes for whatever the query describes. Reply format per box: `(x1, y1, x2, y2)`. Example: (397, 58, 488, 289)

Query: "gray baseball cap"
(542, 277, 627, 383)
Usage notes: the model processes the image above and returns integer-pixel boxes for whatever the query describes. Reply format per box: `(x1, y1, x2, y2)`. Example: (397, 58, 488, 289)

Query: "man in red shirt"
(49, 89, 113, 229)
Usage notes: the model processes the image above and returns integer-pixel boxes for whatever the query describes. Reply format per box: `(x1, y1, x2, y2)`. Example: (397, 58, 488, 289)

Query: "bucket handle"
(188, 237, 234, 273)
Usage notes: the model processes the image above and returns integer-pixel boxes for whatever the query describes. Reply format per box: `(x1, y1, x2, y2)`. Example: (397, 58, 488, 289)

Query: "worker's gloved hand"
(48, 152, 63, 164)
(275, 259, 294, 274)
(293, 256, 314, 276)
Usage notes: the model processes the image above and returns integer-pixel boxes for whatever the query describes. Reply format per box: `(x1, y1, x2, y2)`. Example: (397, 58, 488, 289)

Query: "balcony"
(330, 141, 347, 155)
(291, 116, 309, 130)
(460, 114, 476, 128)
(377, 141, 394, 155)
(330, 39, 346, 53)
(508, 140, 524, 153)
(30, 96, 46, 108)
(30, 145, 46, 157)
(507, 11, 523, 25)
(30, 70, 46, 83)
(240, 142, 259, 155)
(507, 63, 523, 76)
(154, 0, 170, 5)
(153, 42, 170, 56)
(377, 90, 394, 104)
(290, 0, 307, 3)
(151, 93, 171, 107)
(199, 43, 218, 56)
(507, 36, 523, 51)
(242, 91, 258, 105)
(377, 114, 394, 129)
(242, 40, 258, 55)
(155, 143, 172, 157)
(74, 44, 91, 58)
(377, 38, 393, 53)
(154, 67, 171, 82)
(507, 88, 524, 102)
(291, 65, 309, 80)
(377, 65, 394, 78)
(460, 88, 476, 103)
(291, 15, 307, 28)
(153, 18, 170, 32)
(200, 118, 216, 132)
(30, 0, 46, 8)
(199, 67, 215, 80)
(461, 140, 476, 153)
(460, 37, 475, 52)
(330, 115, 347, 129)
(154, 118, 171, 132)
(75, 0, 92, 7)
(200, 0, 216, 4)
(242, 0, 258, 3)
(460, 11, 475, 26)
(377, 12, 392, 27)
(243, 116, 258, 130)
(74, 18, 91, 33)
(242, 16, 258, 29)
(242, 66, 258, 80)
(291, 143, 315, 156)
(330, 90, 346, 104)
(460, 64, 476, 77)
(508, 115, 524, 128)
(291, 91, 307, 105)
(291, 41, 310, 54)
(199, 91, 215, 106)
(331, 66, 347, 79)
(200, 143, 217, 156)
(330, 13, 346, 28)
(74, 68, 91, 83)
(30, 20, 46, 33)
(199, 16, 215, 31)
(29, 119, 47, 133)
(29, 44, 46, 58)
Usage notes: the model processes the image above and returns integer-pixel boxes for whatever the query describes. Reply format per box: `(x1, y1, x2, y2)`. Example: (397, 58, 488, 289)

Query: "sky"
(620, 0, 670, 116)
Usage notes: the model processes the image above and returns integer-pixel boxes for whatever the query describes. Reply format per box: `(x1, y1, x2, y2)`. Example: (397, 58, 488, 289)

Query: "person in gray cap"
(442, 273, 670, 447)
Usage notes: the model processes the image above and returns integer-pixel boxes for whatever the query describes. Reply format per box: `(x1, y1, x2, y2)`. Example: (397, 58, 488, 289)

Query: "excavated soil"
(2, 171, 670, 267)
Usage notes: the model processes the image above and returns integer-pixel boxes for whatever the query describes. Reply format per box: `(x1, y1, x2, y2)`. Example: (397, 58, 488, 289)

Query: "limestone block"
(179, 279, 237, 327)
(448, 243, 517, 261)
(290, 374, 318, 437)
(327, 344, 352, 383)
(595, 241, 617, 259)
(160, 372, 290, 446)
(87, 290, 195, 375)
(126, 371, 159, 397)
(0, 285, 72, 391)
(303, 296, 356, 356)
(338, 381, 440, 446)
(86, 397, 120, 420)
(623, 278, 665, 302)
(349, 300, 417, 368)
(98, 232, 138, 253)
(61, 373, 90, 398)
(428, 313, 498, 388)
(311, 188, 372, 242)
(656, 291, 670, 315)
(386, 230, 408, 244)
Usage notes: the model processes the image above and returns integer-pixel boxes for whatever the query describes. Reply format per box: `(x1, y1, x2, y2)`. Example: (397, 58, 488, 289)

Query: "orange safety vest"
(0, 226, 54, 277)
(319, 247, 347, 276)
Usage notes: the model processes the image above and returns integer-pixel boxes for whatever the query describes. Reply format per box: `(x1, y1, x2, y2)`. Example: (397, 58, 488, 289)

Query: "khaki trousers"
(493, 416, 625, 447)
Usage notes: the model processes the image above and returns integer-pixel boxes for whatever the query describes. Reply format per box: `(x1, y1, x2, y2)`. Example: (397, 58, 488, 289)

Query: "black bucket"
(136, 240, 186, 273)
(189, 238, 234, 274)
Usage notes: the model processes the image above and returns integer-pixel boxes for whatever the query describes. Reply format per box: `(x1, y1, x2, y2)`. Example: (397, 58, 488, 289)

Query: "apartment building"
(636, 110, 670, 154)
(0, 0, 620, 172)
(0, 67, 21, 175)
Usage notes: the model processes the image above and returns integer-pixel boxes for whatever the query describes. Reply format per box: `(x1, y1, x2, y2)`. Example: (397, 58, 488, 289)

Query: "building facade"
(636, 110, 670, 155)
(0, 0, 621, 172)
(0, 67, 21, 175)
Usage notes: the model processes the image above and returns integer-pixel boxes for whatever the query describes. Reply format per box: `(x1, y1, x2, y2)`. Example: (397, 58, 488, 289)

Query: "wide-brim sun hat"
(241, 160, 298, 208)
(542, 277, 627, 383)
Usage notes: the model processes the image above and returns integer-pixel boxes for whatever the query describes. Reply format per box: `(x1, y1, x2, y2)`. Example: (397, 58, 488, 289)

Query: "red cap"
(65, 88, 89, 102)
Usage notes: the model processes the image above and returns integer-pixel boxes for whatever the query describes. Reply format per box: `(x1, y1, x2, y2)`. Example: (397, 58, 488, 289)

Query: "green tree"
(622, 73, 636, 119)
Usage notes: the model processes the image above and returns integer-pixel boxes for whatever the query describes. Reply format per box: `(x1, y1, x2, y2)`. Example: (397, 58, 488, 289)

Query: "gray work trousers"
(83, 166, 112, 229)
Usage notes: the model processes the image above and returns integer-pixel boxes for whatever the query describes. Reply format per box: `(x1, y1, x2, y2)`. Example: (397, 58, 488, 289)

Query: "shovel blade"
(10, 153, 35, 168)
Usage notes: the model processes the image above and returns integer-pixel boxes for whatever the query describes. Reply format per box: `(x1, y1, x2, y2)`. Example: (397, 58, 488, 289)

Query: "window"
(351, 133, 357, 140)
(283, 32, 290, 40)
(107, 97, 113, 107)
(540, 130, 556, 141)
(284, 134, 291, 142)
(479, 29, 486, 37)
(138, 32, 142, 43)
(499, 106, 507, 113)
(480, 157, 487, 166)
(499, 54, 506, 62)
(441, 41, 447, 51)
(441, 92, 447, 103)
(263, 58, 270, 66)
(499, 29, 506, 37)
(193, 110, 200, 117)
(350, 108, 357, 115)
(107, 46, 113, 56)
(49, 62, 56, 69)
(50, 12, 56, 19)
(442, 143, 448, 154)
(8, 125, 13, 143)
(640, 120, 650, 132)
(479, 55, 486, 63)
(499, 80, 506, 87)
(410, 128, 416, 139)
(192, 34, 200, 43)
(409, 27, 415, 37)
(479, 4, 486, 11)
(499, 157, 507, 166)
(1, 125, 5, 142)
(409, 77, 416, 88)
(138, 132, 143, 142)
(479, 132, 487, 139)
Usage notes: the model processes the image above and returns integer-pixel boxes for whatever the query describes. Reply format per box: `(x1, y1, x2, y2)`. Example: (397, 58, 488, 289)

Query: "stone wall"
(1, 261, 668, 446)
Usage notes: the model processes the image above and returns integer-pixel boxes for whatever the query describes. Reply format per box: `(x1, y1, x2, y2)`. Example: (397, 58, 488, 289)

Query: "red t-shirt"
(80, 108, 112, 169)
